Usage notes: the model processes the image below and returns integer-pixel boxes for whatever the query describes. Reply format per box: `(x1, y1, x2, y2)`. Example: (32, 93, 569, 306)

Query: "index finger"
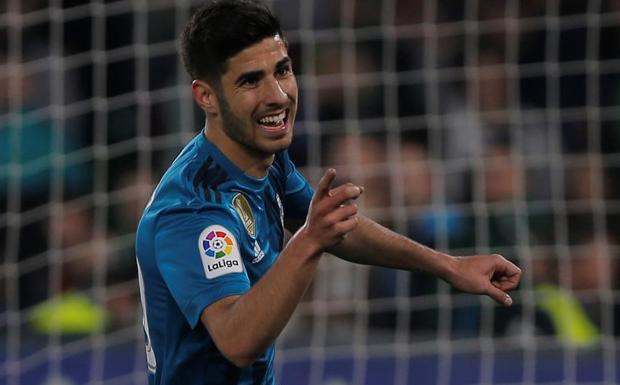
(503, 260, 522, 279)
(315, 168, 336, 200)
(494, 256, 522, 285)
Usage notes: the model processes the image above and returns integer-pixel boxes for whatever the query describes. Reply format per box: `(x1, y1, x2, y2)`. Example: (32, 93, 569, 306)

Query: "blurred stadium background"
(1, 0, 620, 384)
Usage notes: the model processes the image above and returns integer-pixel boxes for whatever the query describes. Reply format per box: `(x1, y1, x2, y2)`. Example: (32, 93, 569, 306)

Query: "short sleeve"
(280, 152, 313, 223)
(155, 206, 250, 328)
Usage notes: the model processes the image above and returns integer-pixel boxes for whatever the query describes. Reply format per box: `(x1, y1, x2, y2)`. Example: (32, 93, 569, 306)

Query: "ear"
(191, 80, 219, 115)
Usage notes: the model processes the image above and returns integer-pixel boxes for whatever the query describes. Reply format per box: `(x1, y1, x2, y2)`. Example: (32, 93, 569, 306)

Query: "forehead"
(222, 35, 288, 78)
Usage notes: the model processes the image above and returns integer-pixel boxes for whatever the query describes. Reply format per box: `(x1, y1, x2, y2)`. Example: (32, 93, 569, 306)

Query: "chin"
(262, 136, 293, 154)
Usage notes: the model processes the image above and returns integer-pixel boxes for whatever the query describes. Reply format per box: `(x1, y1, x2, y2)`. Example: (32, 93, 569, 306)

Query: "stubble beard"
(217, 92, 292, 157)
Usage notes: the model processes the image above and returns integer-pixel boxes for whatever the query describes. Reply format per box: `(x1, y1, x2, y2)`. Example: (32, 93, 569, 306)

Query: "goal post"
(1, 0, 619, 384)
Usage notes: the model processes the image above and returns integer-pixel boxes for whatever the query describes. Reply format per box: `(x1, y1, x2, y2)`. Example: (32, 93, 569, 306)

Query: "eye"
(276, 64, 293, 77)
(241, 79, 257, 87)
(239, 75, 260, 88)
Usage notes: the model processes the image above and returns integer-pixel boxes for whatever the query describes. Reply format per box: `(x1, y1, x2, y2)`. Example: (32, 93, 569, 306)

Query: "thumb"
(486, 284, 513, 306)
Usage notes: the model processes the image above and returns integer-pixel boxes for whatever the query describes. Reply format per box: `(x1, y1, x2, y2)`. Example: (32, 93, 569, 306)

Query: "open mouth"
(256, 109, 288, 132)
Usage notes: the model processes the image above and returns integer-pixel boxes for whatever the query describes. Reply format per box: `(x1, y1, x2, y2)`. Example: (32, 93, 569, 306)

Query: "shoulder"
(150, 144, 237, 212)
(155, 202, 242, 239)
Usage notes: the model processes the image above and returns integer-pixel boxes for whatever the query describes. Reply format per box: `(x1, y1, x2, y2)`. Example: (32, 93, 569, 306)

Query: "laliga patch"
(198, 225, 243, 279)
(232, 193, 256, 238)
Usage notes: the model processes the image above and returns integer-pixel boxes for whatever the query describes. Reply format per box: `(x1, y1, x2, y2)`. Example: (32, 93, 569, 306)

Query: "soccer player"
(135, 0, 522, 384)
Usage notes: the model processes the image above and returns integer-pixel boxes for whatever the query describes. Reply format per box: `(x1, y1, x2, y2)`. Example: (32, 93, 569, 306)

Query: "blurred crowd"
(1, 0, 619, 351)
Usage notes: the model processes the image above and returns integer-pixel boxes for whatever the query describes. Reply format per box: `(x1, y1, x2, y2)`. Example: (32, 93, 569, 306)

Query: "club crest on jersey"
(198, 225, 243, 279)
(232, 193, 256, 238)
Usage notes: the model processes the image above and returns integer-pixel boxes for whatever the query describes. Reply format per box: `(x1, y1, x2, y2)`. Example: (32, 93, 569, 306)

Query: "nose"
(262, 77, 288, 106)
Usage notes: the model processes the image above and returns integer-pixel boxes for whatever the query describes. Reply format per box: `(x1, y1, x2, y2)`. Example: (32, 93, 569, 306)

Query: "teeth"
(258, 111, 286, 125)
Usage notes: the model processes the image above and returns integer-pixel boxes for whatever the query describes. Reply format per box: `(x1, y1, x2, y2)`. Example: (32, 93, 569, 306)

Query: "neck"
(204, 120, 274, 178)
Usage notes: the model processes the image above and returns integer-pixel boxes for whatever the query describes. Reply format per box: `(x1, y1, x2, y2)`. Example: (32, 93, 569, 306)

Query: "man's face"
(214, 35, 297, 156)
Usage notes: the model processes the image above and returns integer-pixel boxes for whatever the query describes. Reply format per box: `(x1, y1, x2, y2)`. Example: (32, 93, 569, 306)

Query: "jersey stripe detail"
(194, 156, 232, 203)
(192, 156, 213, 187)
(206, 164, 229, 189)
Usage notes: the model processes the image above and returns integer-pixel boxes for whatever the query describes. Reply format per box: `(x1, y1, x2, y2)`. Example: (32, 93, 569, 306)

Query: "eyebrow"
(275, 56, 292, 69)
(234, 56, 292, 86)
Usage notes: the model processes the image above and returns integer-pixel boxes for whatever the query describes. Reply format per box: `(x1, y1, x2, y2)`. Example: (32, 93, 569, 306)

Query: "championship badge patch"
(198, 225, 243, 279)
(232, 193, 256, 238)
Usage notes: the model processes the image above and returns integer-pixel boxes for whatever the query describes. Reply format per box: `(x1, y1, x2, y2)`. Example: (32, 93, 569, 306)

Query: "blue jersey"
(136, 131, 313, 385)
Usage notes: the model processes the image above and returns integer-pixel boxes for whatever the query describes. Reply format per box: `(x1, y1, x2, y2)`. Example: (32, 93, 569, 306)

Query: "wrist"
(436, 253, 459, 282)
(287, 227, 323, 260)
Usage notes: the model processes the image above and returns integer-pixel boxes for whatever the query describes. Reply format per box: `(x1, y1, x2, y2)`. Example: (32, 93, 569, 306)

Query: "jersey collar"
(197, 130, 269, 190)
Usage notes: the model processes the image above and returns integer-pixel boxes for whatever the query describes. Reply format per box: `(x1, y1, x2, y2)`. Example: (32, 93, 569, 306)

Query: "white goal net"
(1, 0, 619, 384)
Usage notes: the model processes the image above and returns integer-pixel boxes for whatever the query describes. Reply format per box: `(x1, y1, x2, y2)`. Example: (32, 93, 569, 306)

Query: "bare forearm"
(330, 215, 456, 280)
(332, 215, 522, 306)
(201, 234, 320, 367)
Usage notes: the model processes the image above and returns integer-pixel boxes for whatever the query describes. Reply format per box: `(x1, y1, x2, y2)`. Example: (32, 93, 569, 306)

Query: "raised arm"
(330, 213, 522, 306)
(200, 169, 362, 367)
